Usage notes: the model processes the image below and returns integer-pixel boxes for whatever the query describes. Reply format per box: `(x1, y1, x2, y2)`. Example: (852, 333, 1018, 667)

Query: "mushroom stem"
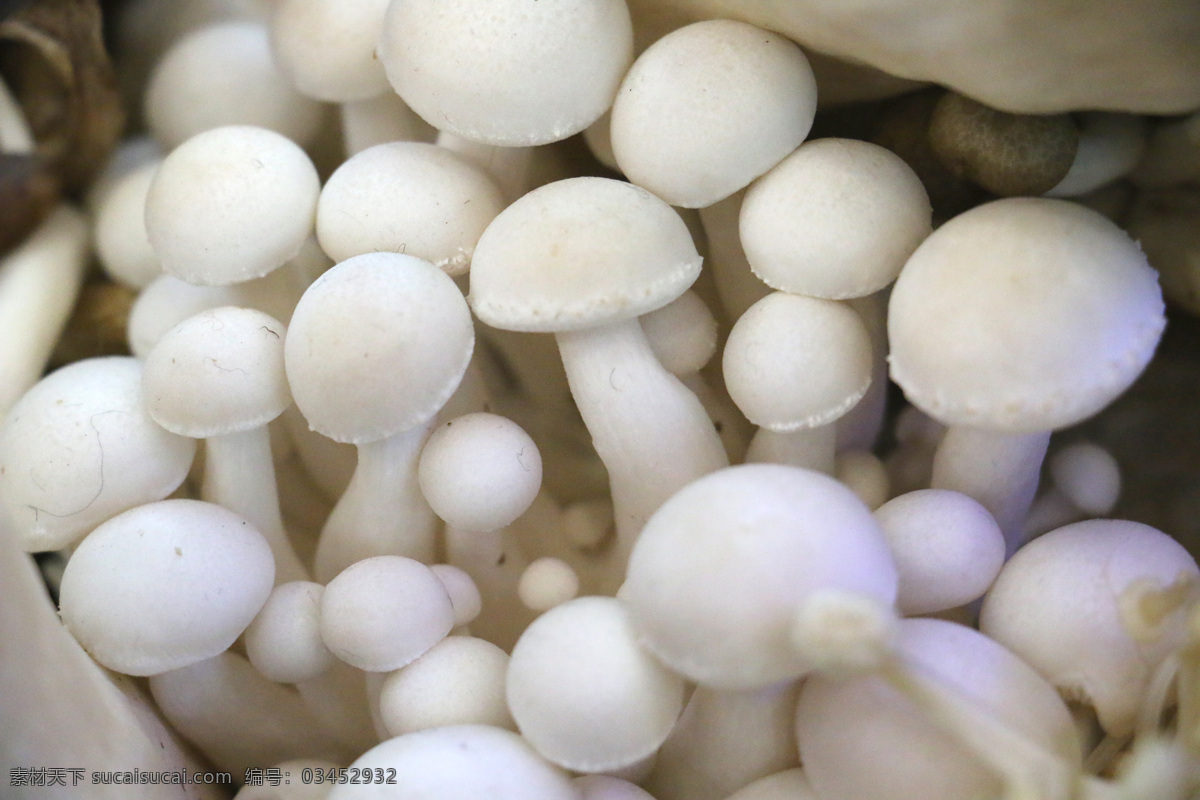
(437, 131, 534, 203)
(445, 524, 533, 649)
(931, 427, 1050, 557)
(314, 421, 438, 582)
(744, 426, 837, 474)
(203, 426, 309, 583)
(556, 318, 728, 557)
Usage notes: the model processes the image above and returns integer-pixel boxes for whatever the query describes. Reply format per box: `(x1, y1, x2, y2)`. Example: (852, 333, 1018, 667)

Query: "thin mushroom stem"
(931, 427, 1050, 557)
(314, 421, 438, 582)
(437, 131, 535, 203)
(203, 426, 309, 583)
(744, 426, 837, 474)
(556, 317, 728, 558)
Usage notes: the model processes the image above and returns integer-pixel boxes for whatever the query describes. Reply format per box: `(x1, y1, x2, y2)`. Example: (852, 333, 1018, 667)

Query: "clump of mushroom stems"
(5, 1, 1200, 797)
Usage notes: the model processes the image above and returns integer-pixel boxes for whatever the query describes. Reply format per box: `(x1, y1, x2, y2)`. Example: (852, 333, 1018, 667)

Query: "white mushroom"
(269, 0, 391, 102)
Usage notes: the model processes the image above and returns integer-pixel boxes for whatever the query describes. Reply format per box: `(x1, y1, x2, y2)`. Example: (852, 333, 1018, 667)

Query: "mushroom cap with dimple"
(378, 0, 632, 147)
(739, 138, 931, 300)
(621, 464, 897, 689)
(888, 198, 1165, 433)
(145, 125, 319, 286)
(723, 293, 873, 432)
(143, 306, 290, 438)
(58, 499, 275, 676)
(469, 177, 702, 332)
(284, 252, 475, 444)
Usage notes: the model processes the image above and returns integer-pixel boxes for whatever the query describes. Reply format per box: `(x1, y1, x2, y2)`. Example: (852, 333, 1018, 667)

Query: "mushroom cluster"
(4, 1, 1200, 799)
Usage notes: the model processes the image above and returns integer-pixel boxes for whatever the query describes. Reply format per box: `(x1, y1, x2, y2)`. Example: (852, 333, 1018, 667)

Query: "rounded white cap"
(59, 499, 275, 676)
(469, 177, 702, 332)
(320, 556, 455, 672)
(980, 519, 1199, 735)
(270, 0, 391, 102)
(508, 596, 685, 772)
(873, 489, 1006, 616)
(145, 125, 320, 286)
(244, 581, 335, 684)
(144, 21, 324, 150)
(378, 636, 514, 737)
(621, 464, 897, 688)
(431, 564, 483, 627)
(127, 275, 242, 358)
(378, 0, 632, 146)
(418, 413, 542, 532)
(285, 252, 474, 444)
(740, 138, 931, 299)
(610, 19, 816, 208)
(519, 558, 581, 612)
(641, 290, 719, 377)
(888, 198, 1165, 432)
(316, 142, 506, 276)
(326, 725, 578, 800)
(94, 160, 162, 289)
(0, 357, 196, 552)
(723, 293, 873, 432)
(1048, 441, 1121, 515)
(143, 306, 290, 438)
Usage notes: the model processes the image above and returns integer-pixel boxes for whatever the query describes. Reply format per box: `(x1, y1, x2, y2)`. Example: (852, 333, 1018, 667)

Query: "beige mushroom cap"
(469, 177, 702, 332)
(888, 198, 1164, 433)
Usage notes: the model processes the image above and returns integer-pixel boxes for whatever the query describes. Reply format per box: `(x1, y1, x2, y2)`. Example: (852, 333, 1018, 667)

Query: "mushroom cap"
(58, 499, 275, 676)
(326, 725, 578, 800)
(244, 581, 335, 684)
(430, 564, 483, 627)
(0, 357, 196, 552)
(723, 293, 873, 432)
(610, 19, 817, 209)
(469, 177, 702, 332)
(284, 252, 475, 444)
(126, 275, 243, 358)
(143, 306, 290, 438)
(739, 138, 931, 300)
(316, 142, 506, 275)
(378, 636, 514, 737)
(641, 290, 719, 377)
(873, 489, 1005, 616)
(621, 464, 897, 689)
(418, 412, 542, 532)
(980, 519, 1199, 736)
(796, 618, 1078, 800)
(94, 159, 162, 289)
(519, 557, 581, 612)
(145, 124, 320, 286)
(270, 0, 391, 102)
(319, 555, 455, 673)
(507, 596, 686, 772)
(378, 0, 633, 147)
(887, 198, 1165, 433)
(1048, 441, 1121, 515)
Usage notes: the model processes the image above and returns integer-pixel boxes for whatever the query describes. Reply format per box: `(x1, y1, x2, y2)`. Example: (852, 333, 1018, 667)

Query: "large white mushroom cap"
(378, 0, 633, 146)
(59, 499, 276, 676)
(469, 177, 702, 332)
(145, 125, 320, 286)
(888, 197, 1165, 432)
(621, 464, 897, 688)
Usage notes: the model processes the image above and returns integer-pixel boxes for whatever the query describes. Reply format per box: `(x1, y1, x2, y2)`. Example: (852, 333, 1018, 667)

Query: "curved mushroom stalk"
(315, 422, 437, 583)
(558, 318, 727, 555)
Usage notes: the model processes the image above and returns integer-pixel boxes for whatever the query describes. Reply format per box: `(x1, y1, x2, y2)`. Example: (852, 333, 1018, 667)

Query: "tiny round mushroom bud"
(315, 142, 505, 276)
(145, 125, 320, 286)
(508, 596, 686, 772)
(378, 636, 514, 737)
(874, 489, 1006, 617)
(622, 464, 897, 689)
(326, 725, 579, 800)
(144, 21, 324, 150)
(0, 357, 196, 552)
(431, 564, 483, 627)
(418, 412, 542, 533)
(834, 451, 890, 511)
(245, 581, 335, 684)
(319, 555, 455, 673)
(93, 159, 162, 289)
(739, 138, 931, 300)
(928, 93, 1079, 197)
(610, 19, 817, 208)
(641, 290, 719, 378)
(59, 499, 276, 676)
(980, 519, 1200, 736)
(519, 558, 580, 612)
(270, 0, 390, 102)
(378, 0, 633, 146)
(563, 498, 615, 551)
(1049, 441, 1121, 516)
